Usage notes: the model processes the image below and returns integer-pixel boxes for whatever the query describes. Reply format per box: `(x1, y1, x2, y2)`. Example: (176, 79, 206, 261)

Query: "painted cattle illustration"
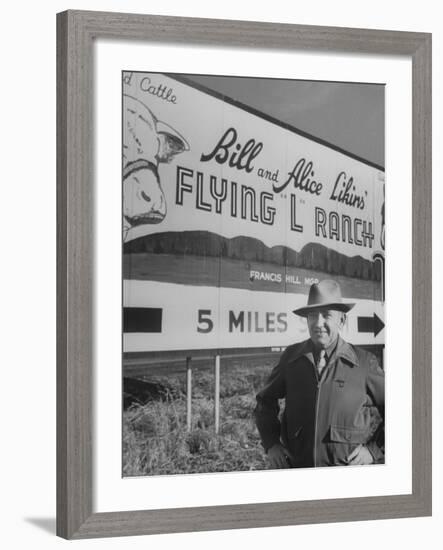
(123, 94, 189, 241)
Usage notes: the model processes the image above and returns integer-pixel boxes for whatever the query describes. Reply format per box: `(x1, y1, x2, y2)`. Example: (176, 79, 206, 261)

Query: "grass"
(122, 361, 272, 477)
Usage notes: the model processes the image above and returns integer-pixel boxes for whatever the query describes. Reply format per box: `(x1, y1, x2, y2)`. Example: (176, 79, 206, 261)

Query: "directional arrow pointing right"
(357, 313, 385, 337)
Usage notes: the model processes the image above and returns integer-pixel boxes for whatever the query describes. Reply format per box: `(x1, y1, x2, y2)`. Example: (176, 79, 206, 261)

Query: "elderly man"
(254, 279, 384, 469)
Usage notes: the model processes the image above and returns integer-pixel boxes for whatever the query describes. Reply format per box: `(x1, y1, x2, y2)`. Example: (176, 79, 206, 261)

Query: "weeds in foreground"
(123, 363, 271, 476)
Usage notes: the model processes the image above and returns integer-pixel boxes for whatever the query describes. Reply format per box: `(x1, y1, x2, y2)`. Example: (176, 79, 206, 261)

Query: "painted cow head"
(123, 94, 189, 240)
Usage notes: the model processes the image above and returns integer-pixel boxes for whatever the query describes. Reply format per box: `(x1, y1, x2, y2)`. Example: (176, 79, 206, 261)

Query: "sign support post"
(186, 357, 192, 431)
(214, 355, 220, 434)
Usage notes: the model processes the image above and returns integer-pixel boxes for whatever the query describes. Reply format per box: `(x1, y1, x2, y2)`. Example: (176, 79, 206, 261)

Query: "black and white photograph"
(1, 0, 439, 545)
(122, 71, 385, 476)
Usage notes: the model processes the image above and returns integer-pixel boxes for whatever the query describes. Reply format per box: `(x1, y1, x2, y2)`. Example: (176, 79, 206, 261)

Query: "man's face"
(306, 308, 345, 350)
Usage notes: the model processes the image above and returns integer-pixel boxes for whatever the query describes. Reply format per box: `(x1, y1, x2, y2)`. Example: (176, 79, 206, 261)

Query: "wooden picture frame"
(56, 10, 432, 539)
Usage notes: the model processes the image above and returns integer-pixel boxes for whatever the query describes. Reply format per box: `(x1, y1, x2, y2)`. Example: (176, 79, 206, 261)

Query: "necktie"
(316, 350, 327, 377)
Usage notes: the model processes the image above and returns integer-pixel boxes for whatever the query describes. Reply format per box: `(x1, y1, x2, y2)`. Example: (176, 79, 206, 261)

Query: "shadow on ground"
(25, 517, 56, 535)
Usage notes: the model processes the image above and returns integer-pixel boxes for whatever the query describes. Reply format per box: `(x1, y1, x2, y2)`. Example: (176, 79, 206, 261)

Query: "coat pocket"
(329, 425, 368, 444)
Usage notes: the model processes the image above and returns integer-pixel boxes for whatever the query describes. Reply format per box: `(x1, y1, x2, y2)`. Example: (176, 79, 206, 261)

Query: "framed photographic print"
(57, 10, 431, 539)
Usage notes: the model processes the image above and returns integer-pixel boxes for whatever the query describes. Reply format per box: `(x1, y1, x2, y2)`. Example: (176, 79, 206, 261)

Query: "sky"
(184, 74, 385, 169)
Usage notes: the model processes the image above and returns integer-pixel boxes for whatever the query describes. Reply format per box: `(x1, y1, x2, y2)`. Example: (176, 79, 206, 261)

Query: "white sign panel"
(122, 72, 385, 352)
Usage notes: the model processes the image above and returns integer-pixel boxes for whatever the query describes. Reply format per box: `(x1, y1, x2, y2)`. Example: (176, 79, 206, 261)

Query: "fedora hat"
(293, 279, 355, 317)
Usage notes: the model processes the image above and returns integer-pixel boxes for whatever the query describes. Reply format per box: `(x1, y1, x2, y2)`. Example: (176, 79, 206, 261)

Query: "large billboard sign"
(122, 72, 385, 353)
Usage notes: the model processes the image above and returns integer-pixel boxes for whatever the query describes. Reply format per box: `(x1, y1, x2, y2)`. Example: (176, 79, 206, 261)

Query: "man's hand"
(266, 443, 294, 469)
(347, 444, 374, 466)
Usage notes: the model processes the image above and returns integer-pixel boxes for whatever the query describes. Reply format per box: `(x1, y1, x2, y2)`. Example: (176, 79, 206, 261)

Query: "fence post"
(186, 357, 192, 431)
(214, 354, 220, 434)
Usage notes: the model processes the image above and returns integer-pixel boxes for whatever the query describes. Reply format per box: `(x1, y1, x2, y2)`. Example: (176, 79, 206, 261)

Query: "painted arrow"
(357, 313, 385, 337)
